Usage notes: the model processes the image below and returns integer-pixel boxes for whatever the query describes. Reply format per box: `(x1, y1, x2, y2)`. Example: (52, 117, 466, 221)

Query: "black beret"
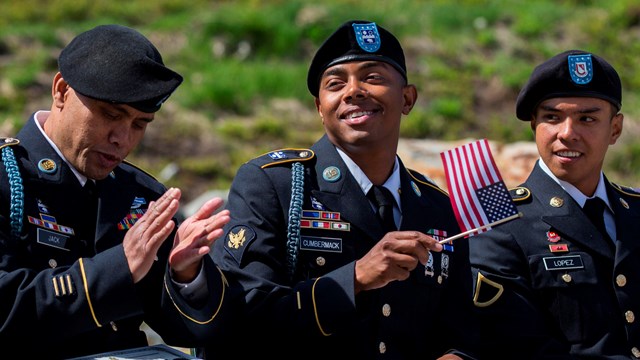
(307, 20, 407, 97)
(516, 49, 621, 121)
(58, 24, 183, 113)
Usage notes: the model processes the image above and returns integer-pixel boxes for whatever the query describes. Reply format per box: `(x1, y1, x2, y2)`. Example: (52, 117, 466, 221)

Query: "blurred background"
(1, 0, 640, 208)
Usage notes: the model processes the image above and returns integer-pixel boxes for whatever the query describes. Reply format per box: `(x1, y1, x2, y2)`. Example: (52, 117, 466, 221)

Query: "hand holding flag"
(439, 139, 522, 243)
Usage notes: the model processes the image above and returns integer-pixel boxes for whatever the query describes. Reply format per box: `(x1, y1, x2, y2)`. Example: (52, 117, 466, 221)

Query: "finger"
(192, 197, 225, 222)
(147, 216, 177, 256)
(204, 211, 231, 236)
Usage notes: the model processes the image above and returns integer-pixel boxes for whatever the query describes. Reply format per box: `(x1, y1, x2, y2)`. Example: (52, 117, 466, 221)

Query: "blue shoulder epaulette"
(121, 159, 161, 181)
(254, 148, 315, 169)
(0, 137, 19, 149)
(509, 186, 531, 202)
(611, 183, 640, 198)
(406, 168, 449, 196)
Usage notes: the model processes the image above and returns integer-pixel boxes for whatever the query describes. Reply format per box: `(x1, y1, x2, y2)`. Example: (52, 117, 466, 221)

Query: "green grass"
(2, 0, 640, 197)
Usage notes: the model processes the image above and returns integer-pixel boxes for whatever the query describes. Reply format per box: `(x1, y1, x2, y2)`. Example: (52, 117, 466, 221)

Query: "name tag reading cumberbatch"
(543, 255, 584, 271)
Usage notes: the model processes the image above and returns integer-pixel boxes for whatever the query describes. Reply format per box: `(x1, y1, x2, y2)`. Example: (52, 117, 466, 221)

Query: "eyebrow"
(322, 61, 390, 78)
(539, 104, 603, 114)
(109, 103, 155, 123)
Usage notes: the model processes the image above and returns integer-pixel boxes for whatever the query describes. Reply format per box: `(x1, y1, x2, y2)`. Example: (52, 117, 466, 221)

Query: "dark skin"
(314, 60, 447, 322)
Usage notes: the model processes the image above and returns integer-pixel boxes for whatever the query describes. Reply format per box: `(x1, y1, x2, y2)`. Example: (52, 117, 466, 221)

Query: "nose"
(108, 122, 132, 148)
(557, 117, 580, 141)
(343, 79, 368, 102)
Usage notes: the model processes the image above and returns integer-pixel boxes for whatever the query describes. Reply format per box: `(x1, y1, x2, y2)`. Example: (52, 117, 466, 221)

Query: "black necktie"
(83, 180, 99, 234)
(83, 180, 97, 198)
(583, 197, 611, 241)
(368, 185, 397, 232)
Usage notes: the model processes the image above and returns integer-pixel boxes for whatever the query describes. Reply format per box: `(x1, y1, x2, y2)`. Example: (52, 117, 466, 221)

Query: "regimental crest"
(568, 54, 593, 84)
(352, 22, 381, 53)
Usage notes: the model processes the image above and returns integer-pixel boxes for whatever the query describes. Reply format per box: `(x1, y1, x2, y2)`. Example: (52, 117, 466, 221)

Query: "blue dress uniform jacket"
(470, 162, 640, 359)
(0, 115, 230, 359)
(207, 135, 479, 359)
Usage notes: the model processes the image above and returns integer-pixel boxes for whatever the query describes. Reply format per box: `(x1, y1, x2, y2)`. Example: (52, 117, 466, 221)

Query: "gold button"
(379, 341, 386, 354)
(632, 347, 640, 358)
(110, 321, 118, 331)
(620, 198, 630, 209)
(516, 188, 525, 195)
(626, 311, 635, 323)
(562, 273, 572, 283)
(616, 274, 627, 287)
(550, 197, 564, 207)
(316, 257, 326, 266)
(382, 304, 391, 317)
(437, 275, 443, 284)
(48, 259, 57, 268)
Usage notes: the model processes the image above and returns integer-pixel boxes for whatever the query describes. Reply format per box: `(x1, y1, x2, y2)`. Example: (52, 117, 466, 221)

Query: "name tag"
(36, 228, 70, 251)
(300, 236, 342, 253)
(543, 255, 583, 271)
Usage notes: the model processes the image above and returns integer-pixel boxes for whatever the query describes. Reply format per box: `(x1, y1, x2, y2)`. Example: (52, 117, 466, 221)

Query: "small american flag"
(440, 139, 518, 237)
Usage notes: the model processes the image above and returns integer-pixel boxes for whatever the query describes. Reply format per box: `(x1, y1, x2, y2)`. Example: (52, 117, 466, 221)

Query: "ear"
(52, 72, 69, 109)
(610, 112, 624, 145)
(314, 97, 324, 124)
(401, 84, 417, 115)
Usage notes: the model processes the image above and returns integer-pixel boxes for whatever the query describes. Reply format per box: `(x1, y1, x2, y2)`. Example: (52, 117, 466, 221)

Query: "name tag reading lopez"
(543, 255, 584, 271)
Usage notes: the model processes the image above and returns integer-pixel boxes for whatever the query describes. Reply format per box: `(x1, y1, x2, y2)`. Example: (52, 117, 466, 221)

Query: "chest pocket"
(297, 229, 350, 279)
(528, 251, 611, 343)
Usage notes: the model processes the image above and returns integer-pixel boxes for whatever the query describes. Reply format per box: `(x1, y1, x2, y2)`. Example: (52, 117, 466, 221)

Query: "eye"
(325, 78, 346, 91)
(103, 111, 119, 120)
(365, 73, 384, 82)
(132, 120, 148, 131)
(540, 113, 559, 121)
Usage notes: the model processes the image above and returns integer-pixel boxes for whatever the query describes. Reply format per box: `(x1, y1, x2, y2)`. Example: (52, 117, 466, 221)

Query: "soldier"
(470, 50, 640, 358)
(0, 24, 232, 358)
(204, 20, 479, 359)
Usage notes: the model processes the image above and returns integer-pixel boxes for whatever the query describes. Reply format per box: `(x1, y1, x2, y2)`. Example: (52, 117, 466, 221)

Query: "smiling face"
(44, 72, 154, 180)
(314, 60, 416, 160)
(531, 97, 623, 196)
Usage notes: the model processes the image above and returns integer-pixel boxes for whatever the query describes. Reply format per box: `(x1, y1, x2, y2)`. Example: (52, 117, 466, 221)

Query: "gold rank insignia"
(227, 227, 247, 249)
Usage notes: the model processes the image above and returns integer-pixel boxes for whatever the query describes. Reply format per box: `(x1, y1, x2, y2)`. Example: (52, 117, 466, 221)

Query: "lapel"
(17, 116, 76, 185)
(94, 167, 145, 242)
(309, 135, 386, 241)
(397, 160, 435, 231)
(526, 165, 614, 259)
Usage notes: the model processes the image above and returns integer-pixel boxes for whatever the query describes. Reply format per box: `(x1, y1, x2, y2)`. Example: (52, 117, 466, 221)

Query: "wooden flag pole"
(438, 212, 523, 244)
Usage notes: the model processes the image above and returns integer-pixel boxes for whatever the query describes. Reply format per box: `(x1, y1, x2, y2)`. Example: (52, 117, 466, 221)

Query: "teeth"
(345, 111, 372, 119)
(557, 151, 581, 157)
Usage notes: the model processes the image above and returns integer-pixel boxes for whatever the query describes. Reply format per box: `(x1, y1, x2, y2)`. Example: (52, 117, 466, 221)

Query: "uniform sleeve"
(0, 232, 142, 342)
(155, 255, 241, 347)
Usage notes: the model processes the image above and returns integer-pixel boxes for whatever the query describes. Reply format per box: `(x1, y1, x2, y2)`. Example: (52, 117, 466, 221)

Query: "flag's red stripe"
(452, 146, 484, 231)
